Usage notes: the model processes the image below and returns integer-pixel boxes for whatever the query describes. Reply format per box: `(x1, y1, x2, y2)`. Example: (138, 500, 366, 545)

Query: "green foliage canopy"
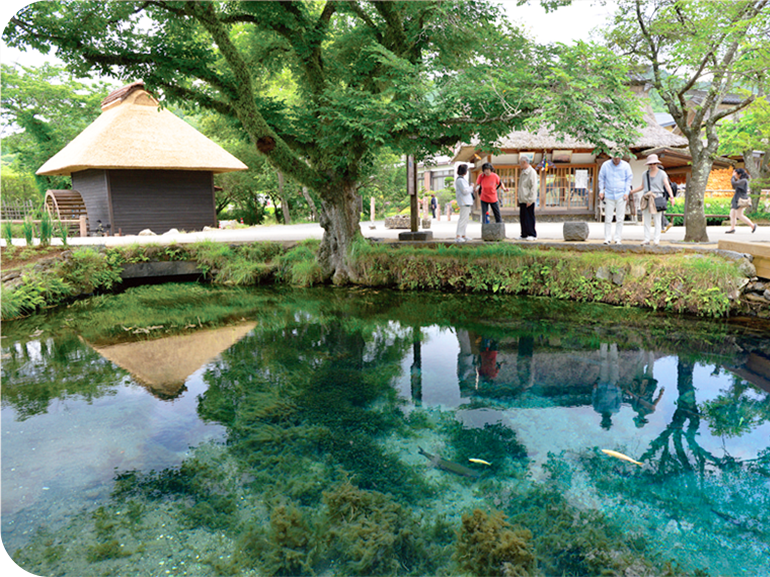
(605, 0, 770, 242)
(5, 1, 642, 279)
(1, 62, 115, 200)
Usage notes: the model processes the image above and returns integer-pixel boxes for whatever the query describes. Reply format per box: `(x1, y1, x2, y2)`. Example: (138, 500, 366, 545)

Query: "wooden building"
(451, 83, 713, 220)
(36, 82, 247, 235)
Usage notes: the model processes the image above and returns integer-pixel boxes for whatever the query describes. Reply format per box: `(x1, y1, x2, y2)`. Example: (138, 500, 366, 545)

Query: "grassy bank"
(0, 239, 750, 320)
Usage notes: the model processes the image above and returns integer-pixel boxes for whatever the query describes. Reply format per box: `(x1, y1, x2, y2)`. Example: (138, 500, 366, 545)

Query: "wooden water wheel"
(44, 189, 89, 234)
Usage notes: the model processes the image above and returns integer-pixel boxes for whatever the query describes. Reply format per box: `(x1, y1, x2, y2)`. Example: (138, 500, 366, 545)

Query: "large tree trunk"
(278, 171, 291, 225)
(683, 140, 712, 243)
(317, 183, 363, 285)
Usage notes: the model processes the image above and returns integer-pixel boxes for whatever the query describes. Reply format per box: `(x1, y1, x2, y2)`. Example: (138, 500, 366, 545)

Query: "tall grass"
(21, 217, 35, 246)
(39, 211, 54, 247)
(57, 219, 69, 246)
(2, 221, 13, 247)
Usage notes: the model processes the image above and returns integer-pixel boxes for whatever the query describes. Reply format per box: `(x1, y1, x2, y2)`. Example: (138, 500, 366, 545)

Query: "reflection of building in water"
(89, 322, 256, 399)
(455, 332, 664, 421)
(726, 351, 770, 394)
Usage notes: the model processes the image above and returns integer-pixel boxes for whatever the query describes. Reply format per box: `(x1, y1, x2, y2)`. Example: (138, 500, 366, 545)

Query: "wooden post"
(407, 155, 418, 232)
(370, 197, 375, 222)
(79, 215, 87, 237)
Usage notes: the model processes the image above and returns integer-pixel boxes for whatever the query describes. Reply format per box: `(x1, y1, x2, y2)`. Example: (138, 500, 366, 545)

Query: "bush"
(670, 196, 770, 226)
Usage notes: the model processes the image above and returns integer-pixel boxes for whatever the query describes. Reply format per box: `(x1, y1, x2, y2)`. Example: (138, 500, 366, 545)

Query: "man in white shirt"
(598, 153, 633, 245)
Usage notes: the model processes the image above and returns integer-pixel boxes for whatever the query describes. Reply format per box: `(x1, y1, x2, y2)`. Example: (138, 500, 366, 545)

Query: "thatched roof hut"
(38, 81, 247, 176)
(37, 81, 247, 235)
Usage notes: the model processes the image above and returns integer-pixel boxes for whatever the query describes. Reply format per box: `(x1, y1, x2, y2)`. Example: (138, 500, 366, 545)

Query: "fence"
(0, 199, 37, 220)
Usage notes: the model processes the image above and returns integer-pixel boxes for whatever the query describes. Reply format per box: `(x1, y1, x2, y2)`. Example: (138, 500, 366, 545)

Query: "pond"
(2, 285, 769, 576)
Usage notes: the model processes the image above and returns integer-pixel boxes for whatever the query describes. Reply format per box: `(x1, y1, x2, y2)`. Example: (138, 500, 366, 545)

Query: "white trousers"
(643, 209, 662, 243)
(456, 205, 471, 238)
(604, 197, 626, 242)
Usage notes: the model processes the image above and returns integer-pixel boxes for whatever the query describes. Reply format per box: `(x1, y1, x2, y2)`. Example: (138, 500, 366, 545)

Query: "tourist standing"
(726, 168, 757, 234)
(630, 154, 674, 246)
(430, 194, 437, 218)
(475, 163, 506, 223)
(454, 164, 474, 242)
(598, 153, 633, 244)
(518, 157, 538, 240)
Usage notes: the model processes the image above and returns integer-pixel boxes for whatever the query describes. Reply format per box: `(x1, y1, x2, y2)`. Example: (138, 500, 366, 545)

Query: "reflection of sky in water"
(1, 362, 225, 530)
(397, 326, 770, 466)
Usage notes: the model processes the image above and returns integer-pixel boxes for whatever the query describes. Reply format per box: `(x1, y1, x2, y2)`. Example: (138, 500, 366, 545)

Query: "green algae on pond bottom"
(3, 284, 769, 576)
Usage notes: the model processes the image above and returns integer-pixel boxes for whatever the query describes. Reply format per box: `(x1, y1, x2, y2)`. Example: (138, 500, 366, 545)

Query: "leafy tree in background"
(605, 0, 770, 242)
(1, 62, 115, 204)
(356, 148, 406, 218)
(6, 1, 642, 281)
(717, 96, 770, 209)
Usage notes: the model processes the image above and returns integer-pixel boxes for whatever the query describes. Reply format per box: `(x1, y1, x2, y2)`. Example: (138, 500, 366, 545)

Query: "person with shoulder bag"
(726, 168, 757, 234)
(630, 154, 674, 246)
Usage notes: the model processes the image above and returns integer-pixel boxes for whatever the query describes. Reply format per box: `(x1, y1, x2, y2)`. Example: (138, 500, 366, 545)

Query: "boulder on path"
(563, 222, 589, 241)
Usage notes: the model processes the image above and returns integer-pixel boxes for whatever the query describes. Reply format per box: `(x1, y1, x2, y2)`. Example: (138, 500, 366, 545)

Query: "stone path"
(3, 216, 768, 248)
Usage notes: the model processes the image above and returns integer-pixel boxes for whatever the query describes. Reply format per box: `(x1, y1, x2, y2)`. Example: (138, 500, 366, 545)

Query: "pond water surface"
(2, 286, 769, 576)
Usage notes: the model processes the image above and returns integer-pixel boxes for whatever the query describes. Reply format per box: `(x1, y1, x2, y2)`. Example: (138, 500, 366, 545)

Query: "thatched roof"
(90, 322, 256, 398)
(452, 96, 688, 163)
(37, 82, 248, 176)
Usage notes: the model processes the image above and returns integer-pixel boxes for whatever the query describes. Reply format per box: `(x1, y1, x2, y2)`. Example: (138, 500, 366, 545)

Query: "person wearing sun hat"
(630, 153, 674, 246)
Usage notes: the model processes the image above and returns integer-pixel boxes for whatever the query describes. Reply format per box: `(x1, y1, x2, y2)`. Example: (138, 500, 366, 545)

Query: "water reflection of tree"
(641, 359, 770, 475)
(639, 359, 723, 475)
(701, 370, 770, 438)
(197, 314, 425, 502)
(1, 335, 120, 420)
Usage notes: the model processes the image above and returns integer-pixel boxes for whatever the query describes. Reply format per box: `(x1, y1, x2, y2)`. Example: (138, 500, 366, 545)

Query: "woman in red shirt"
(475, 163, 507, 223)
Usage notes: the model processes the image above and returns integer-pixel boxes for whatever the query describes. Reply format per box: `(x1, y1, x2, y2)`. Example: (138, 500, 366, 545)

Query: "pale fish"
(601, 449, 643, 466)
(468, 458, 492, 466)
(418, 447, 481, 478)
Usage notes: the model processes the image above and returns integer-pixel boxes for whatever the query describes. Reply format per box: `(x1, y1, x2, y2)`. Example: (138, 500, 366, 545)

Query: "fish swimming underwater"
(418, 447, 482, 478)
(468, 458, 492, 466)
(601, 449, 643, 466)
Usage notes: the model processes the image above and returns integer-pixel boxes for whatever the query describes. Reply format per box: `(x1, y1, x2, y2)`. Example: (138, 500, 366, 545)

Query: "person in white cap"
(598, 152, 633, 244)
(630, 154, 674, 246)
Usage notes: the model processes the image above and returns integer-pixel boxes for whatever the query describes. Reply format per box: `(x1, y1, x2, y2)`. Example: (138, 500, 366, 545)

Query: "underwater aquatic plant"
(322, 481, 430, 576)
(236, 503, 317, 576)
(454, 509, 535, 577)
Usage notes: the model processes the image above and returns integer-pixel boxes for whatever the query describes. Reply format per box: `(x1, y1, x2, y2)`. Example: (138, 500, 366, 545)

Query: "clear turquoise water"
(2, 286, 769, 576)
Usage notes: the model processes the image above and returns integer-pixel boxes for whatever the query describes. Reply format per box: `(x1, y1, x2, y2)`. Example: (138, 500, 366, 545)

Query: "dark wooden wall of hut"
(71, 169, 111, 232)
(107, 169, 216, 235)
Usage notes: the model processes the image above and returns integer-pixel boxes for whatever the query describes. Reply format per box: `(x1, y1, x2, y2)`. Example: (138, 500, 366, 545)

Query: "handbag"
(737, 197, 751, 209)
(646, 172, 668, 212)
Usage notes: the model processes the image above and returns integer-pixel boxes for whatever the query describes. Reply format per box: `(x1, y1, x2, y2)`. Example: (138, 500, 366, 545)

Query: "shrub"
(276, 241, 323, 287)
(57, 248, 122, 294)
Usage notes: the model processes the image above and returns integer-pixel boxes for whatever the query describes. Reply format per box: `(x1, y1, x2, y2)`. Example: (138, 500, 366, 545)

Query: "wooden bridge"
(718, 239, 770, 279)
